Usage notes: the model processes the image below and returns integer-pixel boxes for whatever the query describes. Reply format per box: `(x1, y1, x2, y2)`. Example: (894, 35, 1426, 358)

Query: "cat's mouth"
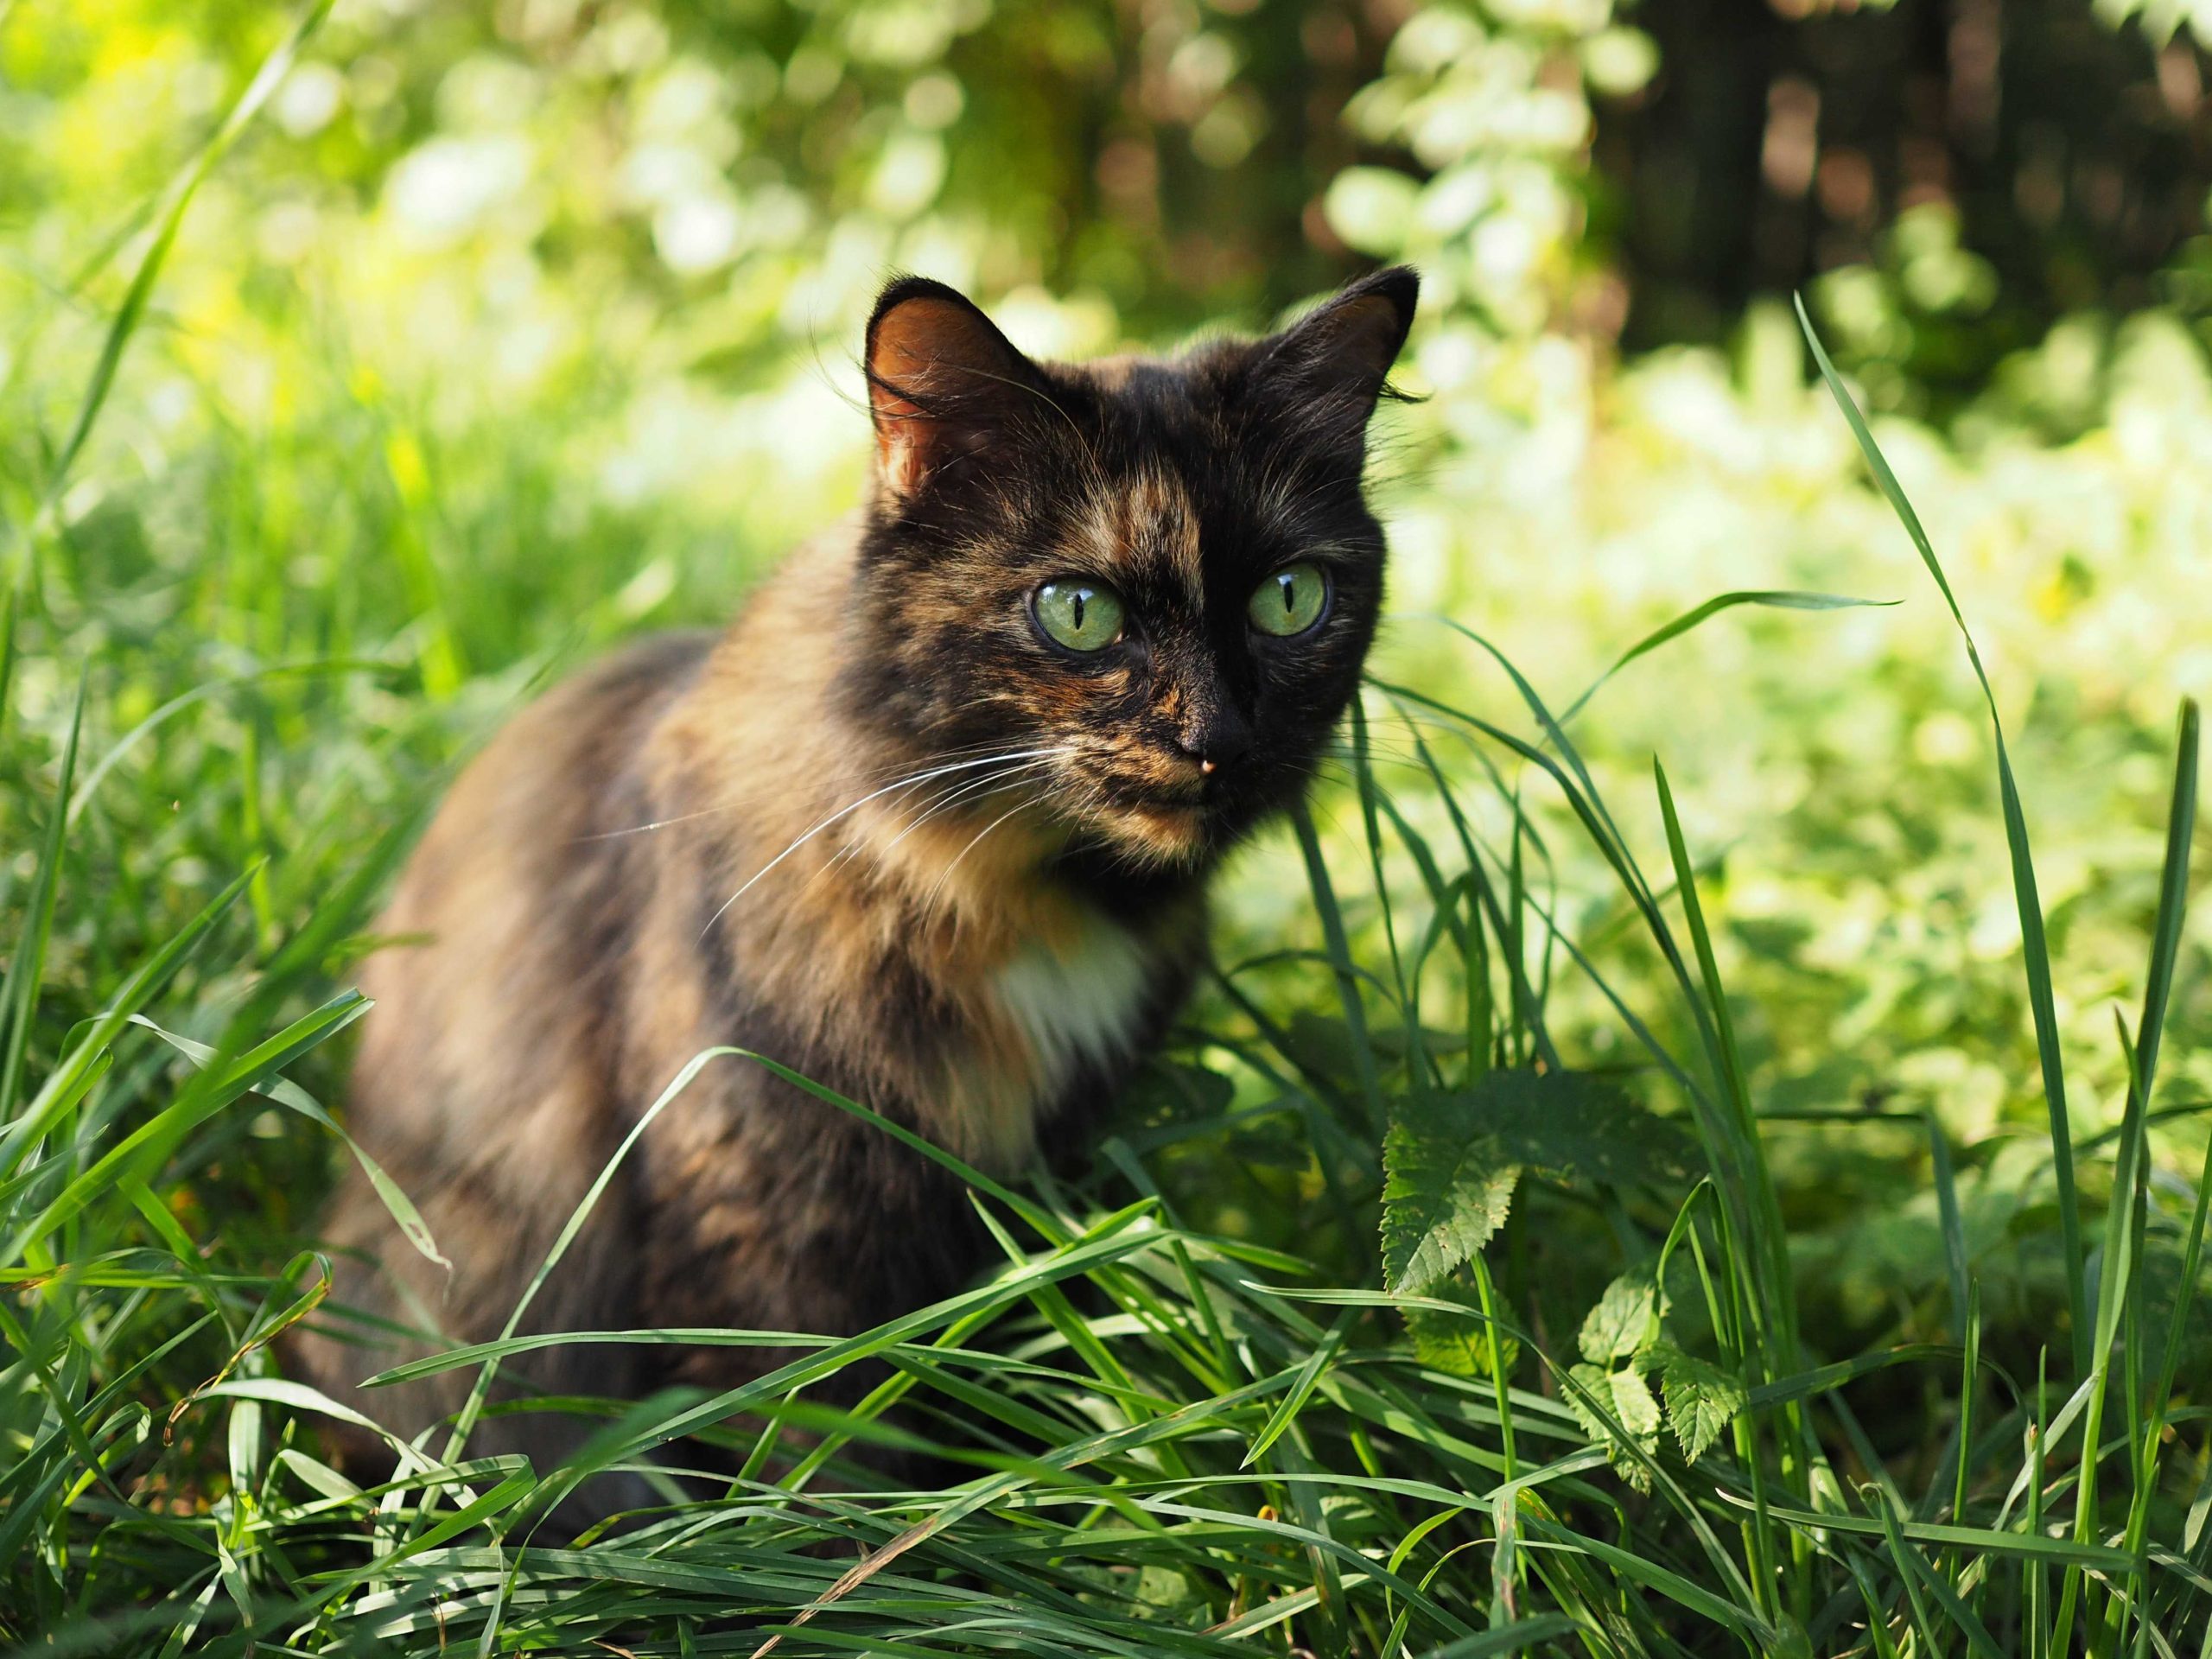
(1077, 775, 1222, 866)
(1093, 779, 1211, 815)
(1052, 752, 1225, 862)
(1125, 798, 1207, 831)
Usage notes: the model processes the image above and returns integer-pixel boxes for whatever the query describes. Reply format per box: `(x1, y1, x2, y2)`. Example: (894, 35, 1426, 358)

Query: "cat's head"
(839, 267, 1417, 879)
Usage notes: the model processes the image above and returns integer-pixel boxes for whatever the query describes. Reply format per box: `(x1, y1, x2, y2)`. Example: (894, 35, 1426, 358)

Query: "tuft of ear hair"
(1243, 265, 1420, 459)
(864, 276, 1045, 499)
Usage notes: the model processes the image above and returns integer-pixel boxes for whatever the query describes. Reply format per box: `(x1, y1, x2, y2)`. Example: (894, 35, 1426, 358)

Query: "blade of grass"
(0, 673, 84, 1121)
(1652, 756, 1810, 1619)
(1948, 1283, 1980, 1573)
(1291, 799, 1389, 1131)
(1517, 1511, 1777, 1647)
(0, 864, 255, 1180)
(2031, 1351, 2051, 1659)
(1415, 1614, 1580, 1656)
(2051, 1003, 2155, 1654)
(1878, 1488, 2001, 1659)
(1349, 698, 1408, 1007)
(0, 990, 370, 1263)
(1558, 590, 1897, 727)
(1724, 1490, 2136, 1570)
(1925, 1111, 1971, 1344)
(1243, 1309, 1351, 1468)
(0, 581, 16, 742)
(1652, 759, 1794, 1348)
(1797, 295, 2088, 1376)
(2107, 699, 2201, 1654)
(126, 1010, 446, 1269)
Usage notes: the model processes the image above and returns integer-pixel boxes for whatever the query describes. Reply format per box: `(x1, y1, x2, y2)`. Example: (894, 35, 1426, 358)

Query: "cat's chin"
(1092, 801, 1217, 870)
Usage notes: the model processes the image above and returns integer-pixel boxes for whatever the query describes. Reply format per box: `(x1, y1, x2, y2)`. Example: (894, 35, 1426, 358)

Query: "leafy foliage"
(1382, 1070, 1693, 1294)
(1649, 1341, 1746, 1466)
(1576, 1268, 1661, 1367)
(1381, 1117, 1517, 1295)
(1402, 1280, 1517, 1381)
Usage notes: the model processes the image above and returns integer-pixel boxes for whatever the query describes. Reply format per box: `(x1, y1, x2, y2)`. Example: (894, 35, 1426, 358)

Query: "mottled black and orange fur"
(289, 267, 1418, 1497)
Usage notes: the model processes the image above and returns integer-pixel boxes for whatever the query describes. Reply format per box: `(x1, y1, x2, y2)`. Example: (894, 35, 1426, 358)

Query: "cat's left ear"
(1245, 265, 1419, 456)
(865, 276, 1045, 500)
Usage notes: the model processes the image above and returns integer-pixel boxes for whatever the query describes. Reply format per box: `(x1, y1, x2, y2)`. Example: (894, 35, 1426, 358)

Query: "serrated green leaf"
(1381, 1120, 1518, 1294)
(1382, 1067, 1692, 1295)
(1402, 1280, 1518, 1378)
(1609, 1365, 1662, 1439)
(1566, 1361, 1661, 1492)
(1471, 1067, 1696, 1185)
(1579, 1268, 1659, 1363)
(1650, 1341, 1747, 1465)
(1565, 1363, 1615, 1442)
(1380, 1106, 1522, 1300)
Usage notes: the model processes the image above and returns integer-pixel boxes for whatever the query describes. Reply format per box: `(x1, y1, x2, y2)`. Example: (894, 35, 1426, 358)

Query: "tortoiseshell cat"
(292, 266, 1418, 1490)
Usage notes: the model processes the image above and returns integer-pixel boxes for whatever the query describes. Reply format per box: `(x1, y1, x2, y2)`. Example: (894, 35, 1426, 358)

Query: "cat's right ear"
(865, 276, 1040, 499)
(1242, 265, 1418, 464)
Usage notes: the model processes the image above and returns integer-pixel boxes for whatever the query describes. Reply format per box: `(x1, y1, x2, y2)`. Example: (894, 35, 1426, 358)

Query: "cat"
(288, 264, 1419, 1500)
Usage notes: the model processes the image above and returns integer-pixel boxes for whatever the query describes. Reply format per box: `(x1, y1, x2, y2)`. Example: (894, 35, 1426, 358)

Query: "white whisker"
(697, 747, 1068, 940)
(580, 735, 1061, 843)
(919, 788, 1051, 920)
(818, 753, 1064, 884)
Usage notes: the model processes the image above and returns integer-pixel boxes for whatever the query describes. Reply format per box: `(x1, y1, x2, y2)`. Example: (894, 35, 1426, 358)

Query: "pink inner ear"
(868, 297, 1000, 496)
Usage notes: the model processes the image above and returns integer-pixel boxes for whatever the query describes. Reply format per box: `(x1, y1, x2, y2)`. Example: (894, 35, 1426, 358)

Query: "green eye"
(1033, 580, 1126, 652)
(1249, 563, 1329, 637)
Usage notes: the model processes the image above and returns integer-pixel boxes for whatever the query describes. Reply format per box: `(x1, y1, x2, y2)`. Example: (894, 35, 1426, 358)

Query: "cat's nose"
(1178, 714, 1252, 775)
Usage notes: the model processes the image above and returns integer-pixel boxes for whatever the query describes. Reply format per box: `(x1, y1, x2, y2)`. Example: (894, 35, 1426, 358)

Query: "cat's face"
(840, 268, 1417, 878)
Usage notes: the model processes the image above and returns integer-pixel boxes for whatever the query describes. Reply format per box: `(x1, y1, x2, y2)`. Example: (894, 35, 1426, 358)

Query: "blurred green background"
(3, 0, 2209, 1350)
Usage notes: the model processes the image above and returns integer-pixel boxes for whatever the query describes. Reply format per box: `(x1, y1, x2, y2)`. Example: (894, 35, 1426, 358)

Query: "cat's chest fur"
(949, 908, 1161, 1171)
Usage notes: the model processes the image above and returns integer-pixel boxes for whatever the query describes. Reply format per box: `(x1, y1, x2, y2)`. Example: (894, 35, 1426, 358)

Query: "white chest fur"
(995, 921, 1154, 1095)
(953, 916, 1156, 1172)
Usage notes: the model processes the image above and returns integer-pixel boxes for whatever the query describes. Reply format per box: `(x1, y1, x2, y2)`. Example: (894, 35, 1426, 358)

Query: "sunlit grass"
(5, 323, 2208, 1647)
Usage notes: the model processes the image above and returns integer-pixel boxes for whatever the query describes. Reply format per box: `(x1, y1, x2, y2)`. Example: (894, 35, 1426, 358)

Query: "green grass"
(4, 28, 2212, 1656)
